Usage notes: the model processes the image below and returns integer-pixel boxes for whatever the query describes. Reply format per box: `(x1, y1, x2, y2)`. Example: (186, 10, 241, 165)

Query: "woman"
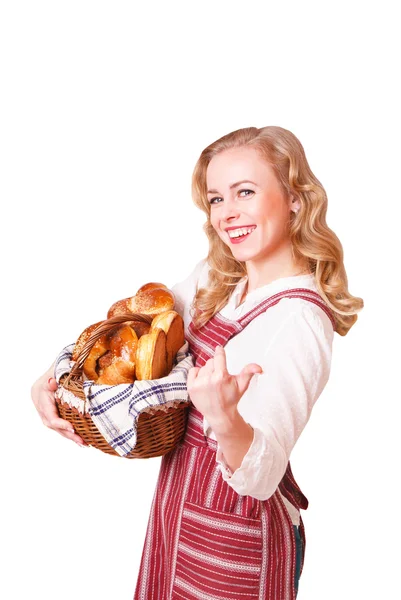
(32, 125, 363, 599)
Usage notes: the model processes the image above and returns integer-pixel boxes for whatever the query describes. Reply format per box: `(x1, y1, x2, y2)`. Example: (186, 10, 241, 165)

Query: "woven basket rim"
(56, 312, 191, 458)
(63, 313, 153, 385)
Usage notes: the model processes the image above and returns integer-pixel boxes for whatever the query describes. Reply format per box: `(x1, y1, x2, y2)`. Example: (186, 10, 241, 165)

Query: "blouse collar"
(230, 273, 317, 310)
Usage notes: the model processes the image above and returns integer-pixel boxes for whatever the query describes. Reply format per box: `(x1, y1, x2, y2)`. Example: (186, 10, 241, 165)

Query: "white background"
(1, 1, 400, 598)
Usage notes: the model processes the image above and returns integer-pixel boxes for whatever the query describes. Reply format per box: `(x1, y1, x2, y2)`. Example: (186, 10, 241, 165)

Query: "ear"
(290, 194, 301, 214)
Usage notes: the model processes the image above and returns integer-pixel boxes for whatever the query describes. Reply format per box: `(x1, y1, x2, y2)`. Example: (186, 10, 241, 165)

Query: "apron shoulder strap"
(187, 288, 335, 367)
(238, 288, 336, 330)
(186, 313, 242, 367)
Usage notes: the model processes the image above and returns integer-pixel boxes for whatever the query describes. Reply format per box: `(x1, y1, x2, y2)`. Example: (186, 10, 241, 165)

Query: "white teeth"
(227, 227, 256, 239)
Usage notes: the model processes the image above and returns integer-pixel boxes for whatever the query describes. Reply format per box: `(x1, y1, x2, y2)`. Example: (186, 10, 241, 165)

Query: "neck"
(244, 242, 310, 294)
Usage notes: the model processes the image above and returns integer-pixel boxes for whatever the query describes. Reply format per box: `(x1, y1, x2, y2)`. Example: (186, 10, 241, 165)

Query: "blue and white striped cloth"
(54, 342, 194, 456)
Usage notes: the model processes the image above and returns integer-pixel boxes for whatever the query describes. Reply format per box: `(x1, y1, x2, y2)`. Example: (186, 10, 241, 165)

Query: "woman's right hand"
(31, 373, 89, 447)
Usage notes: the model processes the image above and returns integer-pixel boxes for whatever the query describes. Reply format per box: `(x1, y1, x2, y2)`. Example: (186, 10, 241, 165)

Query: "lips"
(228, 229, 255, 244)
(224, 225, 256, 232)
(224, 225, 256, 242)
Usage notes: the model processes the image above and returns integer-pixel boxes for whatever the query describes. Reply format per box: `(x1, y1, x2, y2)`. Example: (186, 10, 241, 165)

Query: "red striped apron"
(134, 288, 335, 600)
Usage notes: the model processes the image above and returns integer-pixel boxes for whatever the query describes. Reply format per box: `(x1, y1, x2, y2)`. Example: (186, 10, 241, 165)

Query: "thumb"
(186, 366, 200, 390)
(236, 364, 263, 397)
(47, 377, 59, 392)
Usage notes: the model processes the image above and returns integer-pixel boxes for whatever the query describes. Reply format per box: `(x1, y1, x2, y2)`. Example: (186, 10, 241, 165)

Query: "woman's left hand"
(186, 345, 263, 426)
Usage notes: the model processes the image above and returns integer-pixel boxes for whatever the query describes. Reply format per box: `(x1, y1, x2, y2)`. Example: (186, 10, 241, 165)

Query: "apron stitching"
(205, 467, 221, 508)
(169, 447, 197, 599)
(258, 502, 268, 600)
(135, 287, 330, 598)
(274, 490, 297, 599)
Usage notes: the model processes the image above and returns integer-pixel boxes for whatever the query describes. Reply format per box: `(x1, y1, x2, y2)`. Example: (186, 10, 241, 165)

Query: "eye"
(239, 189, 254, 197)
(209, 189, 254, 205)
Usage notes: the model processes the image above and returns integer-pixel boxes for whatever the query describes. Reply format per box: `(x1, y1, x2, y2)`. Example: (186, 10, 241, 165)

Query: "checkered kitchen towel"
(54, 341, 194, 457)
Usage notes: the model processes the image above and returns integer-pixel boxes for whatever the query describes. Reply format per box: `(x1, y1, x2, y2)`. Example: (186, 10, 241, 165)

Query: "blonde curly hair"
(189, 125, 363, 336)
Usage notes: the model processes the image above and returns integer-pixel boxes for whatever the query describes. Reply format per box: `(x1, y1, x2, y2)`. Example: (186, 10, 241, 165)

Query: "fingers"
(236, 363, 263, 397)
(57, 427, 89, 447)
(203, 357, 215, 374)
(213, 346, 227, 374)
(44, 412, 89, 447)
(48, 419, 89, 446)
(186, 366, 200, 390)
(188, 357, 214, 381)
(47, 377, 59, 392)
(47, 415, 74, 431)
(33, 378, 89, 446)
(189, 348, 227, 385)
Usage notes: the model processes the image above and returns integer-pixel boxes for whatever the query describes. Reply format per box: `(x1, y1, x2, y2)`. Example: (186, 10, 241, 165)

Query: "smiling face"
(206, 146, 300, 270)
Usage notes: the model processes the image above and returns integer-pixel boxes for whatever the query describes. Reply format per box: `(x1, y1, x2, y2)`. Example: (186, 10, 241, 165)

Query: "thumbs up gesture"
(186, 345, 263, 428)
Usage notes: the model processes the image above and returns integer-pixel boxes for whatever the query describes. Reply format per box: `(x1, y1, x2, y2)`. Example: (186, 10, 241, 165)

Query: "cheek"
(255, 203, 275, 222)
(209, 215, 229, 244)
(209, 212, 221, 234)
(253, 193, 284, 222)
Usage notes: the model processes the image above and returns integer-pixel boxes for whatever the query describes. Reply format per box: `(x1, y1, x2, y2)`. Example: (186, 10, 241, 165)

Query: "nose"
(220, 196, 240, 224)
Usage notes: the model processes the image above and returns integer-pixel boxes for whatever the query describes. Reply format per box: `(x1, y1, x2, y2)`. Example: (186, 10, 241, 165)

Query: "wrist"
(206, 408, 244, 436)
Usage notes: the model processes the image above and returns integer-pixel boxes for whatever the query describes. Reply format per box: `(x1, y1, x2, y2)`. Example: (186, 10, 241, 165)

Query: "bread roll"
(83, 325, 138, 385)
(107, 283, 174, 319)
(71, 283, 184, 386)
(96, 358, 136, 385)
(137, 282, 168, 293)
(125, 320, 151, 338)
(98, 351, 113, 375)
(72, 321, 103, 362)
(82, 334, 109, 381)
(135, 328, 168, 380)
(150, 310, 185, 372)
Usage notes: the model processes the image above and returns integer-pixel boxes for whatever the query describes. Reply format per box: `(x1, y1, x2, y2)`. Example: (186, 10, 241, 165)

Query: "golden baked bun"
(150, 311, 185, 372)
(107, 283, 175, 319)
(126, 319, 151, 338)
(72, 320, 103, 362)
(71, 283, 184, 386)
(135, 328, 168, 380)
(83, 325, 138, 385)
(82, 333, 109, 381)
(97, 350, 113, 374)
(137, 282, 168, 293)
(96, 358, 135, 385)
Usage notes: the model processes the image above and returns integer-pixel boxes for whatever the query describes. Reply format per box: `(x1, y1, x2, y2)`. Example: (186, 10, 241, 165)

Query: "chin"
(229, 248, 258, 262)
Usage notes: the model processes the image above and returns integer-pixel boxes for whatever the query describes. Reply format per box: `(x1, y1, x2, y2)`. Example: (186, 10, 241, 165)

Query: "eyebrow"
(207, 180, 257, 194)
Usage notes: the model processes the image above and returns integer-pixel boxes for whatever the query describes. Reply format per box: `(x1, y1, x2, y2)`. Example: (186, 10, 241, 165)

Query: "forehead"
(206, 147, 275, 187)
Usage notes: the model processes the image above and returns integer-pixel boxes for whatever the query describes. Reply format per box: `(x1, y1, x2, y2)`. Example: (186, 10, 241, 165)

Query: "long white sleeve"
(214, 301, 334, 501)
(169, 259, 334, 505)
(170, 258, 208, 333)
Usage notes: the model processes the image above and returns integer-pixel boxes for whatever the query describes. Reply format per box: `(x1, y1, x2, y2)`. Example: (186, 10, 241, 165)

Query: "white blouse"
(171, 259, 334, 525)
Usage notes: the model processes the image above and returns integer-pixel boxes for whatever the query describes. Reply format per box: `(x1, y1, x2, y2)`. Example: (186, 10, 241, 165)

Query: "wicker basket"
(56, 313, 190, 459)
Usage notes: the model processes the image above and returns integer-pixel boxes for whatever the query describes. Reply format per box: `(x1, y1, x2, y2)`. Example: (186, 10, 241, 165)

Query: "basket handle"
(65, 313, 153, 382)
